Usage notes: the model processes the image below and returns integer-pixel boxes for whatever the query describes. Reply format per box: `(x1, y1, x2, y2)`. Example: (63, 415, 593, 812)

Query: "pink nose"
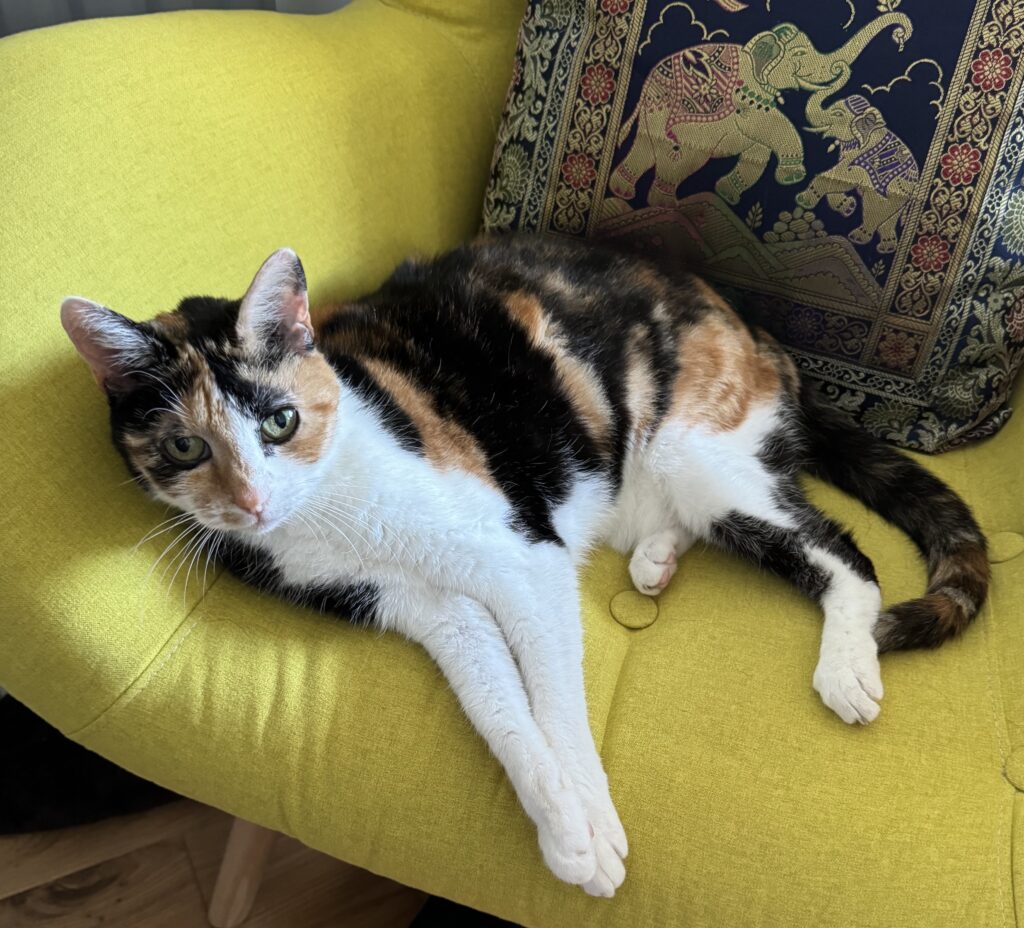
(234, 488, 265, 516)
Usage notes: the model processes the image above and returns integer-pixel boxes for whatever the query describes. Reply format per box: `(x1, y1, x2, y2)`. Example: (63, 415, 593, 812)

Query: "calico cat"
(62, 234, 988, 897)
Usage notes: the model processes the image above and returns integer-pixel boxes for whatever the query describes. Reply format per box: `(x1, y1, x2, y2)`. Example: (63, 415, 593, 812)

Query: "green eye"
(260, 407, 299, 443)
(161, 435, 209, 465)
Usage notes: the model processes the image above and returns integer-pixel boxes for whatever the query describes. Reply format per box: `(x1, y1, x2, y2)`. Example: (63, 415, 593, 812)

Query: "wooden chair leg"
(207, 817, 277, 928)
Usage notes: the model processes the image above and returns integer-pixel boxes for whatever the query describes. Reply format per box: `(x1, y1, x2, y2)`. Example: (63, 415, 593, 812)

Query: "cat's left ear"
(237, 248, 313, 353)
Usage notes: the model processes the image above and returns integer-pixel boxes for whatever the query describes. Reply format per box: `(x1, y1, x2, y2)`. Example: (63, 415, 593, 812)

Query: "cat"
(62, 234, 989, 897)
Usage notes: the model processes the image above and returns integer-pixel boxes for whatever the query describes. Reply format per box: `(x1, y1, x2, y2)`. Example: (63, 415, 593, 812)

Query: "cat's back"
(314, 234, 797, 485)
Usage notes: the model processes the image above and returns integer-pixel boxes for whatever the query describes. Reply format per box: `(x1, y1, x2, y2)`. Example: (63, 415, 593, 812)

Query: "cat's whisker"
(133, 511, 194, 550)
(305, 506, 369, 575)
(156, 522, 205, 589)
(317, 494, 415, 564)
(182, 527, 216, 606)
(311, 500, 383, 552)
(168, 525, 211, 600)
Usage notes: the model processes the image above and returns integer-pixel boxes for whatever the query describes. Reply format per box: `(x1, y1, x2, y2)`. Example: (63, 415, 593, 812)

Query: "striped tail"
(800, 386, 989, 652)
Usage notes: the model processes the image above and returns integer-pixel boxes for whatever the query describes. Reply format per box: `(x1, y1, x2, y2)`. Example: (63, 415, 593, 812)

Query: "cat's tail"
(799, 386, 989, 652)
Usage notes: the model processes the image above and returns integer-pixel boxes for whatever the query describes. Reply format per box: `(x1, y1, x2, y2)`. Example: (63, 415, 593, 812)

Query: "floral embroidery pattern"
(1006, 294, 1024, 343)
(910, 234, 951, 272)
(893, 11, 1023, 324)
(877, 328, 922, 372)
(581, 63, 616, 104)
(970, 48, 1013, 92)
(561, 153, 597, 189)
(1003, 189, 1024, 257)
(939, 143, 982, 185)
(601, 0, 630, 13)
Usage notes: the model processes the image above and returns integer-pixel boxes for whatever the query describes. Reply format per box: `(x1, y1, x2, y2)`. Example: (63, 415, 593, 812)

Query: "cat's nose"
(234, 488, 265, 516)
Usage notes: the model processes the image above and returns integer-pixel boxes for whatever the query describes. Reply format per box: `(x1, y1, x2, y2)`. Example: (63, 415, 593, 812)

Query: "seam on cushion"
(983, 578, 1013, 757)
(374, 0, 492, 114)
(66, 572, 226, 738)
(1013, 795, 1021, 928)
(593, 624, 636, 755)
(982, 587, 1017, 928)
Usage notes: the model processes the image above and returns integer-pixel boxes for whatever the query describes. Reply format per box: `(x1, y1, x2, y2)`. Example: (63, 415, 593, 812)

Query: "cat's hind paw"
(813, 636, 883, 725)
(629, 531, 680, 596)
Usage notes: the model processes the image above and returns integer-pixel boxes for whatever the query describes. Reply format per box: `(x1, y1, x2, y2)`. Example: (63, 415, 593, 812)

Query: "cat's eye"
(161, 435, 209, 466)
(260, 407, 299, 444)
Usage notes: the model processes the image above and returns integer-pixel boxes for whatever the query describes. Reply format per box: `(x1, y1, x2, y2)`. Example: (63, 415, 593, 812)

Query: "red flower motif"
(1007, 295, 1024, 344)
(601, 0, 630, 13)
(970, 48, 1013, 92)
(581, 64, 616, 105)
(910, 234, 951, 272)
(939, 143, 982, 186)
(877, 330, 920, 370)
(561, 153, 596, 190)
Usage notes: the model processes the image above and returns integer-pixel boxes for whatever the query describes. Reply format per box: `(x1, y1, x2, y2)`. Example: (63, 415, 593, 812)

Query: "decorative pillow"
(483, 0, 1024, 451)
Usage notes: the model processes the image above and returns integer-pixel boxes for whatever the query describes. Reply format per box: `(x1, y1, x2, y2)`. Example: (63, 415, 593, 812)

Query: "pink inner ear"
(61, 298, 137, 391)
(284, 292, 314, 350)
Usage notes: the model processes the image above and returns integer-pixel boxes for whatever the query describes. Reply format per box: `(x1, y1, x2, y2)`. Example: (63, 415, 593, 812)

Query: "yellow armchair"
(1, 3, 1022, 926)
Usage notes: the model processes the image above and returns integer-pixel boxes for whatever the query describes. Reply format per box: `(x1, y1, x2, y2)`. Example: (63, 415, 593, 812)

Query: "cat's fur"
(62, 234, 989, 896)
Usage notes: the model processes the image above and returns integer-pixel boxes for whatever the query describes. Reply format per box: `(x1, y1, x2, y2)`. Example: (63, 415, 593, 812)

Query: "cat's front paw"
(813, 635, 883, 724)
(579, 788, 628, 896)
(535, 777, 598, 886)
(629, 531, 679, 596)
(581, 830, 626, 897)
(537, 813, 597, 886)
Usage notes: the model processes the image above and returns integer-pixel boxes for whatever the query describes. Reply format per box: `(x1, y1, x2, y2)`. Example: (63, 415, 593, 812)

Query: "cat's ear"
(61, 297, 156, 394)
(237, 248, 313, 353)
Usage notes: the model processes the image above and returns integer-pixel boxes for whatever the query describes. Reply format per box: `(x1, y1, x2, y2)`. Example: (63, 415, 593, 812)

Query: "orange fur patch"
(361, 358, 494, 484)
(623, 335, 657, 444)
(281, 354, 340, 464)
(930, 546, 990, 604)
(671, 313, 783, 432)
(504, 291, 552, 347)
(504, 291, 612, 449)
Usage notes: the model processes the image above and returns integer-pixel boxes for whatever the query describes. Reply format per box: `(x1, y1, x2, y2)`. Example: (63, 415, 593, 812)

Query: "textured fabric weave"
(0, 4, 1021, 926)
(482, 1, 1024, 451)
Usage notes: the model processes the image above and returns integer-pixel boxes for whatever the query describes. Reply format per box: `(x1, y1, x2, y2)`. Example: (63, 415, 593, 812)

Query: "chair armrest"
(0, 0, 520, 730)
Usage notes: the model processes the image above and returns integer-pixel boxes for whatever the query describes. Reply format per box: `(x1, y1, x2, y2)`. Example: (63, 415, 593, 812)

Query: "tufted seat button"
(988, 531, 1024, 564)
(1005, 751, 1024, 791)
(609, 591, 659, 629)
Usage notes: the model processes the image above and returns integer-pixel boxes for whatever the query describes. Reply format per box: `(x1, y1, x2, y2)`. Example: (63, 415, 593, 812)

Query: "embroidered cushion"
(483, 0, 1024, 451)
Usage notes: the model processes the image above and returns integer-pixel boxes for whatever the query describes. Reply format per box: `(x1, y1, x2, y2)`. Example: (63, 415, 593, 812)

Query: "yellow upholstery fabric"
(0, 4, 1020, 926)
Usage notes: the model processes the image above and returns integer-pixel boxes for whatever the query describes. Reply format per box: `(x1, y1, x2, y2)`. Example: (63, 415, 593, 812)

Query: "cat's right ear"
(61, 298, 156, 394)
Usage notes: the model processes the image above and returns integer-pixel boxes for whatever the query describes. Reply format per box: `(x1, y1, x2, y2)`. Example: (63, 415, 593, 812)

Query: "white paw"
(536, 786, 598, 886)
(629, 531, 679, 596)
(813, 633, 883, 725)
(581, 831, 626, 897)
(578, 789, 628, 897)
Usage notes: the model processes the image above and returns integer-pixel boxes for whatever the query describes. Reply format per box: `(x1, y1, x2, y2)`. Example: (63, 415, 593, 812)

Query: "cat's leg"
(378, 583, 598, 888)
(705, 503, 883, 724)
(629, 527, 696, 595)
(650, 415, 884, 723)
(472, 545, 628, 897)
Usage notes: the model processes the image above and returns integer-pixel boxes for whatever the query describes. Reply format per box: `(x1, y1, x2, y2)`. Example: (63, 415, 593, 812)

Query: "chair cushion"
(482, 1, 1024, 451)
(1, 5, 1022, 927)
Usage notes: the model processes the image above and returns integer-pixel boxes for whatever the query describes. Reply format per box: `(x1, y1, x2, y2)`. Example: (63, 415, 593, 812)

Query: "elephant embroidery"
(605, 13, 912, 212)
(797, 94, 919, 254)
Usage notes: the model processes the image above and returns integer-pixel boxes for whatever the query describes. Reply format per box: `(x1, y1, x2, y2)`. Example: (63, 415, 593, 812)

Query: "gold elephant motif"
(797, 93, 919, 254)
(604, 14, 912, 214)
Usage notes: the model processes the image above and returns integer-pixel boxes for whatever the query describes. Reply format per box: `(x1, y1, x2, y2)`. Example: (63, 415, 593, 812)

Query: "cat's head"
(62, 249, 341, 535)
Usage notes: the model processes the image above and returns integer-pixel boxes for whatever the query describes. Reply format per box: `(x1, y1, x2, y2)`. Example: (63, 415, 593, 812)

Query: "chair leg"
(207, 817, 277, 928)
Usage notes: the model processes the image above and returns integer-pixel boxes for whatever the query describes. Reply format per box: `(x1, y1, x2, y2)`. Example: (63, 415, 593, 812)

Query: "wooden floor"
(0, 801, 428, 927)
